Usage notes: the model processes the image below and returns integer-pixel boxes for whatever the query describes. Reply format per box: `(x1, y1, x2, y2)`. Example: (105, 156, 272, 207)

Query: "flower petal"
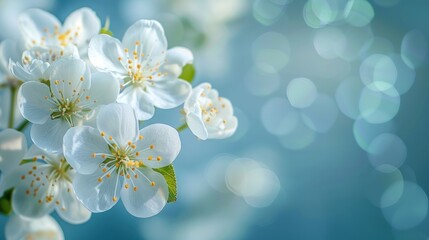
(0, 129, 27, 173)
(88, 34, 127, 75)
(18, 81, 53, 124)
(0, 39, 23, 75)
(135, 124, 181, 168)
(186, 111, 208, 140)
(96, 103, 139, 147)
(12, 164, 58, 218)
(6, 214, 64, 240)
(63, 126, 109, 175)
(73, 170, 122, 213)
(120, 167, 168, 218)
(122, 20, 167, 68)
(48, 58, 91, 100)
(62, 8, 101, 53)
(161, 47, 194, 77)
(208, 116, 238, 139)
(146, 78, 191, 109)
(87, 71, 120, 107)
(18, 9, 61, 47)
(56, 180, 91, 224)
(31, 119, 70, 153)
(117, 86, 155, 120)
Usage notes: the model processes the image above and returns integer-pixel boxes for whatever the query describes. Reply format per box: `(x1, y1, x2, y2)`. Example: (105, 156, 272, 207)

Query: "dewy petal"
(161, 47, 194, 77)
(6, 214, 64, 240)
(18, 9, 61, 47)
(31, 119, 71, 153)
(120, 167, 168, 218)
(56, 180, 91, 224)
(87, 72, 120, 107)
(48, 58, 91, 100)
(122, 20, 167, 68)
(135, 124, 181, 169)
(88, 34, 127, 75)
(63, 126, 109, 175)
(96, 103, 139, 147)
(12, 164, 58, 218)
(186, 111, 209, 140)
(0, 39, 23, 75)
(117, 86, 155, 121)
(0, 129, 27, 173)
(146, 78, 191, 109)
(62, 8, 101, 52)
(18, 81, 53, 124)
(73, 170, 122, 213)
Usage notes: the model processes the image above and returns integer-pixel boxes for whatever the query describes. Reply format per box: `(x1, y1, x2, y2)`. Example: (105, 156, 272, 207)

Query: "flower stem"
(176, 123, 188, 132)
(16, 120, 30, 132)
(7, 86, 17, 128)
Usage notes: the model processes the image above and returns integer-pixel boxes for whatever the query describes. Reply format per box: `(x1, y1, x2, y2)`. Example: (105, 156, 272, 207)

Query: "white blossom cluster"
(0, 7, 237, 239)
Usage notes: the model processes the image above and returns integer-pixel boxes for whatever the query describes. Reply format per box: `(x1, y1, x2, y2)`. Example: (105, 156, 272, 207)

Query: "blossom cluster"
(0, 8, 237, 239)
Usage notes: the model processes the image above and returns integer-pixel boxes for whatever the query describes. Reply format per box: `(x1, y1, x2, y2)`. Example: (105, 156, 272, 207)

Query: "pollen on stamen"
(54, 80, 60, 85)
(80, 76, 84, 81)
(102, 168, 107, 173)
(135, 41, 140, 45)
(21, 175, 25, 180)
(135, 152, 140, 156)
(157, 156, 162, 161)
(32, 166, 37, 170)
(25, 189, 30, 195)
(100, 131, 106, 137)
(126, 174, 131, 179)
(91, 153, 96, 158)
(112, 196, 117, 202)
(101, 154, 106, 159)
(150, 144, 155, 149)
(151, 181, 156, 187)
(148, 156, 153, 161)
(139, 135, 144, 140)
(98, 177, 103, 182)
(124, 48, 129, 53)
(106, 173, 111, 178)
(125, 184, 129, 189)
(118, 57, 122, 61)
(133, 186, 138, 192)
(134, 174, 138, 179)
(109, 136, 113, 141)
(85, 96, 90, 100)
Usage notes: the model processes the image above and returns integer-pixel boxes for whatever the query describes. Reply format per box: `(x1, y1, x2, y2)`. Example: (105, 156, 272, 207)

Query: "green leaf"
(179, 64, 195, 83)
(0, 188, 13, 215)
(153, 164, 177, 203)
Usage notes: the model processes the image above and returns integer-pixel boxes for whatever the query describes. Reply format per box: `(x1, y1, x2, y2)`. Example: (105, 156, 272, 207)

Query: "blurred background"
(1, 0, 429, 239)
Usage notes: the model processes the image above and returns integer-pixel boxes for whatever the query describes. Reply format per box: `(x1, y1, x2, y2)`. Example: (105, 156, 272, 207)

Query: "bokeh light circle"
(367, 133, 407, 172)
(401, 30, 428, 69)
(313, 27, 346, 59)
(278, 121, 316, 150)
(344, 0, 374, 27)
(287, 78, 318, 109)
(390, 54, 416, 95)
(242, 167, 281, 208)
(366, 166, 404, 208)
(382, 182, 428, 230)
(353, 117, 396, 151)
(245, 64, 280, 96)
(335, 77, 364, 119)
(261, 97, 300, 136)
(359, 86, 400, 124)
(252, 32, 291, 71)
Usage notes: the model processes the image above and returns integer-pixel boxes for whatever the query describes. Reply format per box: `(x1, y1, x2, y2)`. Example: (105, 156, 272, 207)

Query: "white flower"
(0, 39, 23, 79)
(0, 129, 27, 187)
(9, 45, 79, 83)
(184, 83, 237, 140)
(18, 7, 101, 56)
(63, 103, 181, 218)
(1, 145, 91, 224)
(18, 58, 119, 153)
(5, 214, 64, 240)
(88, 19, 192, 120)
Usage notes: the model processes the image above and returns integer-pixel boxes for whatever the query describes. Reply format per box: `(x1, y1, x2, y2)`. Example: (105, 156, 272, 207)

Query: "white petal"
(208, 116, 238, 139)
(87, 71, 120, 107)
(161, 47, 194, 77)
(18, 9, 61, 47)
(88, 34, 127, 75)
(48, 58, 91, 100)
(63, 126, 109, 175)
(146, 78, 191, 109)
(9, 60, 42, 82)
(12, 164, 58, 218)
(96, 103, 139, 147)
(0, 167, 28, 197)
(18, 81, 53, 124)
(120, 167, 168, 218)
(31, 119, 70, 153)
(135, 124, 181, 168)
(117, 86, 155, 120)
(186, 111, 208, 140)
(62, 8, 101, 52)
(184, 83, 209, 112)
(56, 180, 91, 224)
(73, 170, 122, 213)
(0, 129, 27, 172)
(6, 214, 64, 240)
(0, 39, 23, 75)
(122, 20, 167, 68)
